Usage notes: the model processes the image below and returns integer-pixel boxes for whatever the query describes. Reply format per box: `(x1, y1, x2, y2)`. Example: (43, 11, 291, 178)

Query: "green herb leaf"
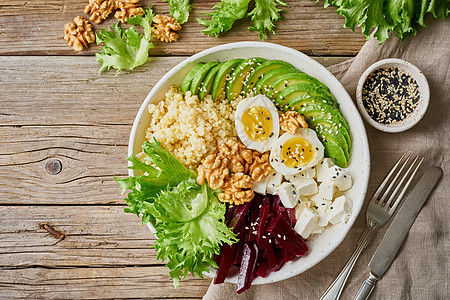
(248, 0, 288, 39)
(127, 5, 156, 40)
(95, 23, 153, 72)
(197, 0, 251, 36)
(164, 0, 193, 24)
(116, 139, 237, 287)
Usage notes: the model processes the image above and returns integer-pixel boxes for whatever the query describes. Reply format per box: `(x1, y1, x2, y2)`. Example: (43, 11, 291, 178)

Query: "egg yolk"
(241, 106, 273, 142)
(280, 137, 315, 168)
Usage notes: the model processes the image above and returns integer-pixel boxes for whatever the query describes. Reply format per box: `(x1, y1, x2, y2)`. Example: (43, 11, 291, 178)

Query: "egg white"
(235, 94, 279, 152)
(270, 128, 324, 175)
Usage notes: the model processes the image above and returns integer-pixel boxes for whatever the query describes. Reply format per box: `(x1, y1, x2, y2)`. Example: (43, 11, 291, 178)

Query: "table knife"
(354, 166, 442, 300)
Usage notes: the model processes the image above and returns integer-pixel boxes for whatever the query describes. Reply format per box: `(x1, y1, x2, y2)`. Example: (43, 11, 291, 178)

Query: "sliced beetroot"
(246, 196, 262, 242)
(267, 214, 309, 257)
(233, 225, 247, 265)
(236, 243, 258, 294)
(256, 205, 270, 248)
(282, 247, 296, 263)
(256, 259, 269, 278)
(264, 239, 277, 272)
(286, 207, 296, 227)
(214, 242, 237, 284)
(229, 201, 252, 233)
(262, 195, 271, 206)
(271, 194, 281, 208)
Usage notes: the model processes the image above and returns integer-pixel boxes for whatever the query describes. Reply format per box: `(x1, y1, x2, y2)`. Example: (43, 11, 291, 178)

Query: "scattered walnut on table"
(64, 16, 96, 52)
(84, 0, 116, 24)
(152, 14, 182, 43)
(279, 110, 309, 134)
(114, 0, 144, 23)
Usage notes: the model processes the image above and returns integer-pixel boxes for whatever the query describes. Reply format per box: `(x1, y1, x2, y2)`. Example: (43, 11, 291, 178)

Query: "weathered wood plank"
(0, 206, 158, 268)
(0, 267, 210, 299)
(0, 56, 348, 205)
(0, 0, 366, 56)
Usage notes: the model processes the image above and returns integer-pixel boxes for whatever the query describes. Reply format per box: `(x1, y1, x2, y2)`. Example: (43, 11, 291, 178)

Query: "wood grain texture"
(0, 56, 348, 205)
(0, 0, 366, 56)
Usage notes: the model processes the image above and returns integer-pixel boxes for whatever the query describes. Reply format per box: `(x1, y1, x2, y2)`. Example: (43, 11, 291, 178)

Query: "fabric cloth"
(204, 17, 449, 300)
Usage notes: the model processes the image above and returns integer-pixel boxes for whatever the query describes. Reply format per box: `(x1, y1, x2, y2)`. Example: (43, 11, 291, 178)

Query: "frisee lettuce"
(322, 0, 449, 43)
(116, 139, 237, 287)
(248, 0, 288, 39)
(164, 0, 193, 24)
(95, 6, 155, 72)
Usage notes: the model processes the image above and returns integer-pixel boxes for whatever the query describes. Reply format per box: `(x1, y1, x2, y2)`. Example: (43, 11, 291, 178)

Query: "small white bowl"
(356, 58, 429, 133)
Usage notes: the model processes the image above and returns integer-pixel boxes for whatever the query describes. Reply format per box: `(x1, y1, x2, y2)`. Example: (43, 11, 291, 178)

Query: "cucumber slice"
(210, 59, 243, 100)
(180, 63, 204, 94)
(198, 63, 222, 101)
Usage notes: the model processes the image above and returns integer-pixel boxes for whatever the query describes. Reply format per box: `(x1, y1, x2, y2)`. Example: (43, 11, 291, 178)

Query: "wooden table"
(0, 1, 368, 298)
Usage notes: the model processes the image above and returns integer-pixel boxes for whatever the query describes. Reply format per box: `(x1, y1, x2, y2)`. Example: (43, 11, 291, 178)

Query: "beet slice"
(214, 242, 237, 284)
(236, 243, 258, 294)
(256, 259, 269, 278)
(246, 196, 262, 242)
(271, 194, 281, 208)
(232, 225, 247, 265)
(229, 201, 252, 233)
(267, 214, 309, 257)
(255, 205, 270, 248)
(264, 239, 277, 272)
(262, 195, 271, 206)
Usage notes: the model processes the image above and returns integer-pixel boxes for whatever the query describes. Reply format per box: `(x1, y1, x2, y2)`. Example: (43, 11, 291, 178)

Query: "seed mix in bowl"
(362, 66, 421, 124)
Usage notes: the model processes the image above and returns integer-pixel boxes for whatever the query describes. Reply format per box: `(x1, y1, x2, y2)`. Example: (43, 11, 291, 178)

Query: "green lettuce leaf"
(322, 0, 449, 43)
(197, 0, 251, 36)
(116, 138, 237, 287)
(164, 0, 193, 24)
(95, 23, 153, 72)
(248, 0, 288, 39)
(127, 5, 156, 40)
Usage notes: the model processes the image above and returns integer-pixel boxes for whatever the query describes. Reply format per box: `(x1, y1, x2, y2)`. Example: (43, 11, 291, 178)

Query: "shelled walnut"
(279, 111, 308, 134)
(196, 154, 229, 190)
(218, 173, 254, 205)
(84, 0, 116, 24)
(152, 14, 182, 43)
(114, 0, 144, 22)
(219, 140, 253, 173)
(64, 16, 96, 52)
(248, 152, 271, 182)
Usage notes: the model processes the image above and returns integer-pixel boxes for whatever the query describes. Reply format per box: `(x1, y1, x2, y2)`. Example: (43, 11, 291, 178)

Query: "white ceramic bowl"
(128, 42, 370, 285)
(356, 58, 430, 133)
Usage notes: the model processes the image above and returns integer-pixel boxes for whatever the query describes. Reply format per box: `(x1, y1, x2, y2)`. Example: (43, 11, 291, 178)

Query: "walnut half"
(114, 0, 144, 23)
(279, 110, 308, 134)
(64, 16, 95, 52)
(84, 0, 116, 24)
(152, 15, 182, 43)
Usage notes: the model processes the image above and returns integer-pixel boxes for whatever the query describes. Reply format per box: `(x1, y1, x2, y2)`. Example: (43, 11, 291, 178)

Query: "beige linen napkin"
(204, 17, 449, 300)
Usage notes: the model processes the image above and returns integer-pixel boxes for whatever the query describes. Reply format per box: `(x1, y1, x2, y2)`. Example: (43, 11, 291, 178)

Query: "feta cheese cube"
(266, 170, 283, 194)
(318, 181, 336, 200)
(300, 167, 316, 179)
(277, 182, 298, 208)
(295, 203, 308, 220)
(310, 194, 331, 213)
(318, 212, 329, 227)
(333, 172, 353, 191)
(284, 173, 301, 182)
(311, 226, 325, 234)
(252, 175, 269, 195)
(292, 178, 318, 196)
(316, 158, 334, 182)
(294, 206, 319, 239)
(326, 195, 352, 225)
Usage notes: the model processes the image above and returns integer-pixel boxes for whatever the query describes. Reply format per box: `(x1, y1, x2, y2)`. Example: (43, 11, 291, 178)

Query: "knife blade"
(354, 166, 442, 300)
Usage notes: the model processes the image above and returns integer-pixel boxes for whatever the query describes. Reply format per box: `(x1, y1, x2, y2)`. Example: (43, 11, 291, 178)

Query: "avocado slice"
(180, 63, 204, 94)
(189, 61, 219, 95)
(314, 126, 349, 168)
(225, 57, 266, 101)
(275, 83, 334, 108)
(210, 59, 243, 100)
(198, 63, 222, 101)
(254, 67, 300, 97)
(310, 120, 350, 160)
(242, 60, 294, 95)
(266, 73, 330, 99)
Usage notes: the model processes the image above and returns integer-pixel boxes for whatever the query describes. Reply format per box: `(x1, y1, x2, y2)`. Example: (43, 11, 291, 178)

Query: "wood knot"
(45, 159, 62, 175)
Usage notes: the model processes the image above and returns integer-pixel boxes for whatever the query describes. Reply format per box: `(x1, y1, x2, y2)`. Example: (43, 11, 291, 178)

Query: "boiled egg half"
(270, 128, 324, 175)
(235, 94, 279, 152)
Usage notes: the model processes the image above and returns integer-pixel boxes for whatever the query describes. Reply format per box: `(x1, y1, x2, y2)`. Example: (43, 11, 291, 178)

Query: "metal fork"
(319, 153, 423, 300)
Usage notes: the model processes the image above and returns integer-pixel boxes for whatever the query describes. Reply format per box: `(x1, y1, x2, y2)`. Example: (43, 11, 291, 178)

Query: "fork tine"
(387, 156, 423, 212)
(372, 152, 410, 202)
